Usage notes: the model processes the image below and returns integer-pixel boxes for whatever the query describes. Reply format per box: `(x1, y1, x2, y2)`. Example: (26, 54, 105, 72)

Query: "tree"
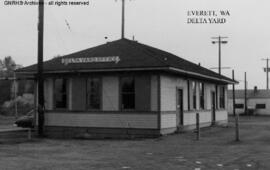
(2, 56, 16, 71)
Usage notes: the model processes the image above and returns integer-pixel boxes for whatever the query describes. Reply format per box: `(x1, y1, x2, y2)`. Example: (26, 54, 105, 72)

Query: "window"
(192, 81, 196, 109)
(219, 86, 225, 109)
(121, 77, 135, 110)
(54, 78, 67, 109)
(256, 104, 266, 109)
(87, 78, 101, 110)
(235, 104, 244, 109)
(199, 82, 204, 109)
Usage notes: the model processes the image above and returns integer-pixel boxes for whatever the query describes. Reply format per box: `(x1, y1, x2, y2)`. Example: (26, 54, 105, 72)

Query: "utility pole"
(262, 58, 270, 90)
(211, 36, 228, 75)
(244, 72, 247, 115)
(232, 70, 236, 116)
(37, 0, 45, 136)
(13, 71, 18, 119)
(121, 0, 125, 39)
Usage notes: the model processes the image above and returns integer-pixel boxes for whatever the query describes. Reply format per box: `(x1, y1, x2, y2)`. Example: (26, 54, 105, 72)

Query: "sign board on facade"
(61, 56, 121, 65)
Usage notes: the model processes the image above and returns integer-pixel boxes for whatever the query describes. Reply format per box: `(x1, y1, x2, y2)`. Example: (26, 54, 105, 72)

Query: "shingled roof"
(17, 38, 236, 84)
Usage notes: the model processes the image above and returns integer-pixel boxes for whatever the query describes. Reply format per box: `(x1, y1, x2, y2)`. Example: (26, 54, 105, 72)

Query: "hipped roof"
(17, 38, 236, 84)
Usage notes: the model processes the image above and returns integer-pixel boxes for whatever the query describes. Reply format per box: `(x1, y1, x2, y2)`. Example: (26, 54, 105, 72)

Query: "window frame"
(120, 76, 135, 111)
(192, 81, 197, 110)
(199, 82, 205, 109)
(53, 78, 68, 110)
(235, 103, 244, 109)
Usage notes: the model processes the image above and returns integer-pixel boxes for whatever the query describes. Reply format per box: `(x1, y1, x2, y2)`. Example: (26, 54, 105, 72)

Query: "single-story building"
(17, 38, 235, 138)
(228, 87, 270, 115)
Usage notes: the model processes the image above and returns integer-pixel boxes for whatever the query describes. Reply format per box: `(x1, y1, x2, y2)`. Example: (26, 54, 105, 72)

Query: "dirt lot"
(0, 116, 270, 170)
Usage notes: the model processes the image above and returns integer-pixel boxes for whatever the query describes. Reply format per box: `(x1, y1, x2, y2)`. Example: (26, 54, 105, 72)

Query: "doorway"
(177, 89, 184, 126)
(211, 92, 216, 125)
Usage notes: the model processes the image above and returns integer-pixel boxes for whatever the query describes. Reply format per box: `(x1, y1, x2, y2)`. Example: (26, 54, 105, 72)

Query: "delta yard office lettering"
(187, 10, 230, 24)
(61, 56, 121, 65)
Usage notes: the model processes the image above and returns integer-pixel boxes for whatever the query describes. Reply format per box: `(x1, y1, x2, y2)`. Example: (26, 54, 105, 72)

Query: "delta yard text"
(187, 18, 226, 24)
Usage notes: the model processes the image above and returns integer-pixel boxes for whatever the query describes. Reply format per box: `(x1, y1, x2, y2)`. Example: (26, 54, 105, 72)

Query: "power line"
(262, 58, 270, 90)
(211, 36, 228, 75)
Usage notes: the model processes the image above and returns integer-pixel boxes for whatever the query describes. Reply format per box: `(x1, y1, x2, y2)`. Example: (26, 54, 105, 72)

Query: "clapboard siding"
(183, 111, 212, 126)
(161, 112, 177, 129)
(45, 112, 158, 129)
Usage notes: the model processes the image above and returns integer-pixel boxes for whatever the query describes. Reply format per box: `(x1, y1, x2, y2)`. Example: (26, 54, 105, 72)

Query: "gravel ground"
(0, 116, 270, 170)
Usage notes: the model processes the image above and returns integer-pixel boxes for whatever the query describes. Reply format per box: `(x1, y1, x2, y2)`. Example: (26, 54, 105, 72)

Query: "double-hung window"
(199, 82, 205, 109)
(121, 77, 135, 110)
(54, 78, 67, 109)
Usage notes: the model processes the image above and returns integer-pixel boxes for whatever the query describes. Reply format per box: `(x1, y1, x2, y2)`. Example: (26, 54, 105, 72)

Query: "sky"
(0, 0, 270, 89)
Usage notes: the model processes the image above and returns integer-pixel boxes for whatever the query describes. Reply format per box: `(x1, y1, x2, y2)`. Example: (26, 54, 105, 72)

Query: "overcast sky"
(1, 0, 270, 89)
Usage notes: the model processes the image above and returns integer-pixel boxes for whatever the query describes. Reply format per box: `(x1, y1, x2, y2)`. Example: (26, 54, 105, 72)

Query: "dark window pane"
(122, 77, 134, 92)
(87, 78, 101, 110)
(235, 104, 244, 108)
(122, 93, 135, 109)
(192, 81, 196, 109)
(54, 79, 67, 109)
(256, 104, 266, 109)
(199, 83, 204, 109)
(121, 77, 135, 110)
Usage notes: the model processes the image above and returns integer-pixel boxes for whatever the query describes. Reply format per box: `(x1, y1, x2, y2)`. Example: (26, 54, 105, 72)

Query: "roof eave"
(168, 67, 236, 84)
(16, 66, 236, 84)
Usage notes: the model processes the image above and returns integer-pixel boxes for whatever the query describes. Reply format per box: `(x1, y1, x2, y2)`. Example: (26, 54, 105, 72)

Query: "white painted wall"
(102, 76, 119, 111)
(161, 113, 177, 129)
(160, 74, 229, 129)
(183, 111, 212, 125)
(160, 75, 188, 111)
(228, 98, 270, 115)
(215, 110, 228, 121)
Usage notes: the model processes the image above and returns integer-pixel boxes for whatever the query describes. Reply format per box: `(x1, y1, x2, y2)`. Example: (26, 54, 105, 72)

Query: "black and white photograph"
(0, 0, 270, 169)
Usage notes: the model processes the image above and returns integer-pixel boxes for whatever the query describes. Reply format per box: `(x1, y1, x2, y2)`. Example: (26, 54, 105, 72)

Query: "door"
(211, 92, 216, 124)
(177, 89, 184, 126)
